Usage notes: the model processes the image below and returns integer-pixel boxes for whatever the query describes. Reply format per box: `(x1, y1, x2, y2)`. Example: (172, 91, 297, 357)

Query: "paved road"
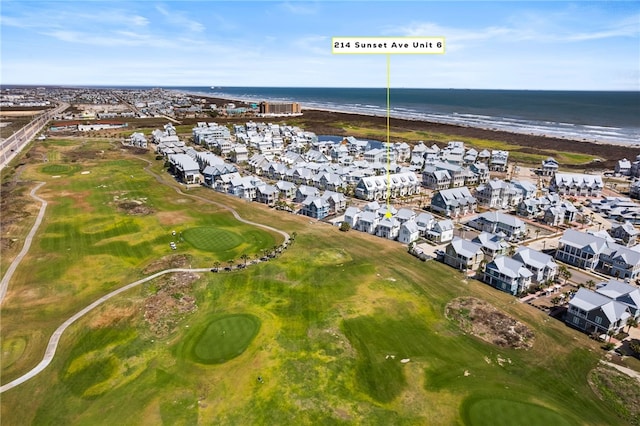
(0, 182, 48, 305)
(0, 102, 69, 170)
(0, 159, 290, 393)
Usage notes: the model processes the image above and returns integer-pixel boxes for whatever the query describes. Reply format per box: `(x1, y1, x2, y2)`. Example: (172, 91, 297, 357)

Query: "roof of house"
(449, 237, 483, 258)
(569, 288, 631, 324)
(513, 246, 556, 270)
(487, 256, 533, 279)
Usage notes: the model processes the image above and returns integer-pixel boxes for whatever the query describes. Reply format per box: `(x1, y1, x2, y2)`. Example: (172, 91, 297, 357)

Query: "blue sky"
(1, 1, 638, 90)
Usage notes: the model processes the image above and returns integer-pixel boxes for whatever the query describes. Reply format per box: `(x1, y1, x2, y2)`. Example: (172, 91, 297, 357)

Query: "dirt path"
(0, 182, 47, 305)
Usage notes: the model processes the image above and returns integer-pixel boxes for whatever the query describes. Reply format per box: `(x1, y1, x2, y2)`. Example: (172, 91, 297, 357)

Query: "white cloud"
(155, 4, 205, 33)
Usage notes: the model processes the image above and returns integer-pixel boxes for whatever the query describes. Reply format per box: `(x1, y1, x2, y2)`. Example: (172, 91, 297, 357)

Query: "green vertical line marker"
(385, 53, 392, 218)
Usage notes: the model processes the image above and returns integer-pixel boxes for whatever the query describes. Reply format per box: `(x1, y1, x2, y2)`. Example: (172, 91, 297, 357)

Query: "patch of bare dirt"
(117, 200, 154, 215)
(143, 271, 199, 337)
(89, 305, 138, 328)
(142, 254, 192, 274)
(445, 297, 535, 349)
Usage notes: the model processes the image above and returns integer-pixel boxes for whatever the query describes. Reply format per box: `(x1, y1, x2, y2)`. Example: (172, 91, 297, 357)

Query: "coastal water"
(175, 86, 639, 146)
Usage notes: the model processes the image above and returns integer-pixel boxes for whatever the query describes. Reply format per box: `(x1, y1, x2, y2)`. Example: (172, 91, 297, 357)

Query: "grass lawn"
(0, 138, 632, 425)
(185, 314, 261, 364)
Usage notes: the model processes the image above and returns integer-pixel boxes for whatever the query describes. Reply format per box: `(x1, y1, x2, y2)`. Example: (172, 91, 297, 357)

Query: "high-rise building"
(259, 101, 301, 115)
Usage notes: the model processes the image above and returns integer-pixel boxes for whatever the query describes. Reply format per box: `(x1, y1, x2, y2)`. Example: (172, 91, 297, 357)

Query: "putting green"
(41, 164, 78, 175)
(181, 227, 242, 252)
(462, 397, 570, 426)
(190, 314, 260, 364)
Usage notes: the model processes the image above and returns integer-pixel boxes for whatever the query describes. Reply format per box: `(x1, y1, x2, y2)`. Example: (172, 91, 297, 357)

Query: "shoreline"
(179, 89, 640, 149)
(178, 90, 640, 167)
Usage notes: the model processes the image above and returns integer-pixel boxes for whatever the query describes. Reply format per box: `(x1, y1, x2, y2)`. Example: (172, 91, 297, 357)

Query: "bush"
(602, 342, 615, 351)
(339, 222, 350, 232)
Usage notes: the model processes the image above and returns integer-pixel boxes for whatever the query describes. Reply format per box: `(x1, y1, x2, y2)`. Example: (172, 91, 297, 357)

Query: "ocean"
(174, 86, 640, 146)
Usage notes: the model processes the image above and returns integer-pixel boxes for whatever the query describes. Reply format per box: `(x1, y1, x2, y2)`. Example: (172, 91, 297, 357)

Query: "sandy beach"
(191, 93, 640, 169)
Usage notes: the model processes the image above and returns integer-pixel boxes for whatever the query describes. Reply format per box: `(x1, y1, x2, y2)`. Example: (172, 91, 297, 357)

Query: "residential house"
(512, 247, 558, 284)
(565, 288, 631, 336)
(556, 229, 640, 280)
(321, 191, 347, 214)
(295, 185, 320, 202)
(355, 172, 419, 201)
(466, 212, 526, 241)
(540, 157, 559, 176)
(484, 256, 533, 296)
(300, 196, 330, 219)
(275, 180, 297, 200)
(398, 219, 420, 244)
(430, 187, 477, 218)
(344, 207, 361, 229)
(609, 222, 639, 247)
(416, 212, 436, 236)
(376, 217, 401, 240)
(616, 158, 632, 176)
(168, 154, 200, 184)
(595, 279, 640, 319)
(427, 219, 455, 243)
(550, 173, 603, 197)
(355, 211, 379, 234)
(475, 178, 521, 209)
(489, 150, 509, 172)
(472, 232, 509, 260)
(444, 237, 484, 272)
(256, 184, 278, 206)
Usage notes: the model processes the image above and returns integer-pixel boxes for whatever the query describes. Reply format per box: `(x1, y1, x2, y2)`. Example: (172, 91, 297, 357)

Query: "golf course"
(1, 136, 638, 425)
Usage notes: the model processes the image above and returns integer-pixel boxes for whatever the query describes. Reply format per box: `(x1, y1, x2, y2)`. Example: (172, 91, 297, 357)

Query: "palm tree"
(227, 259, 235, 269)
(585, 279, 596, 290)
(240, 253, 249, 266)
(626, 317, 638, 333)
(213, 261, 221, 272)
(551, 296, 561, 307)
(607, 329, 615, 342)
(559, 265, 571, 285)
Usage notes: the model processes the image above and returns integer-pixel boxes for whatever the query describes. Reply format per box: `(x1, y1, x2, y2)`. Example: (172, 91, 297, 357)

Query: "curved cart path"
(0, 267, 211, 393)
(1, 161, 290, 393)
(0, 182, 47, 305)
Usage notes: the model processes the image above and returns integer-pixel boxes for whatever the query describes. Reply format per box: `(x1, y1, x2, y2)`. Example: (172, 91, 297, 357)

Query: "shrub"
(339, 222, 350, 232)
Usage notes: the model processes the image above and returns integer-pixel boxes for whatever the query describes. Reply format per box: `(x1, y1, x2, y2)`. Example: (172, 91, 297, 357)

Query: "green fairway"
(462, 398, 572, 426)
(1, 137, 635, 425)
(182, 227, 243, 253)
(189, 314, 261, 364)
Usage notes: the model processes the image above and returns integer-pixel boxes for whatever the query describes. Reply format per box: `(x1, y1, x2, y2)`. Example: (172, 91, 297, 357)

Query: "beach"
(191, 93, 640, 169)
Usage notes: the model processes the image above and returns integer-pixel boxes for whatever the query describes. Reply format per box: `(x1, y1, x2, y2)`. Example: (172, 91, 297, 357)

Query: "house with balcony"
(472, 232, 509, 260)
(416, 212, 436, 236)
(608, 222, 639, 247)
(475, 178, 522, 209)
(443, 238, 484, 272)
(430, 187, 477, 218)
(398, 219, 420, 244)
(168, 154, 200, 184)
(595, 279, 640, 319)
(539, 157, 559, 176)
(355, 211, 379, 234)
(512, 247, 558, 284)
(550, 173, 603, 197)
(565, 288, 631, 336)
(256, 184, 278, 206)
(484, 256, 533, 296)
(376, 217, 401, 240)
(489, 150, 509, 172)
(466, 212, 526, 241)
(321, 191, 347, 214)
(427, 219, 455, 243)
(300, 196, 330, 219)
